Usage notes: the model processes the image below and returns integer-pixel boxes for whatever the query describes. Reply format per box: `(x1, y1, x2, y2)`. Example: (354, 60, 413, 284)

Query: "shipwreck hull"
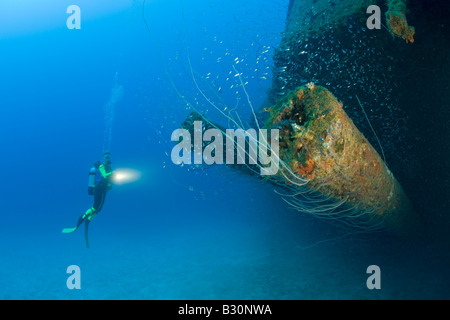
(264, 84, 419, 235)
(179, 84, 420, 236)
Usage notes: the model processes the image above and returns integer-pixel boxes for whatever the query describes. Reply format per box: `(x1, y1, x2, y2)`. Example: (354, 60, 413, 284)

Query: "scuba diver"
(62, 151, 114, 248)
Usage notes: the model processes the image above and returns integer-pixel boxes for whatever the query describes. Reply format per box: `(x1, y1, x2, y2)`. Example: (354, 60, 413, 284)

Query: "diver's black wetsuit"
(92, 164, 112, 214)
(93, 180, 108, 213)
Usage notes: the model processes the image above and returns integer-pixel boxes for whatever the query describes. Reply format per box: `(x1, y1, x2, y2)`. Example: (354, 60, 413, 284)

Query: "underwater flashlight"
(112, 168, 141, 185)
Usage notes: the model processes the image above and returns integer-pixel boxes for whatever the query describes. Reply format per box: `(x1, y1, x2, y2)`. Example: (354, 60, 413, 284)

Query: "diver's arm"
(99, 164, 113, 179)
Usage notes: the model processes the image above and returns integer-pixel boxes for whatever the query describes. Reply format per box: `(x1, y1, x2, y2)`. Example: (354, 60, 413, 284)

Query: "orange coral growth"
(387, 12, 415, 44)
(296, 158, 315, 176)
(322, 159, 334, 170)
(372, 160, 380, 174)
(296, 89, 305, 101)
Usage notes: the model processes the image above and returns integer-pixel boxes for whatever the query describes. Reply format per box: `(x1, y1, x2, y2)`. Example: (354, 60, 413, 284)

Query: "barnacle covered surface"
(264, 84, 419, 234)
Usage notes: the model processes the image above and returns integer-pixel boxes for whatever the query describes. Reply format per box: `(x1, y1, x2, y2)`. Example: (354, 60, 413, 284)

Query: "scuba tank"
(88, 166, 96, 195)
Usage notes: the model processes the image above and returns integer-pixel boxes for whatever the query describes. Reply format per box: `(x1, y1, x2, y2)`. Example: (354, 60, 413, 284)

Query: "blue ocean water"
(0, 0, 449, 300)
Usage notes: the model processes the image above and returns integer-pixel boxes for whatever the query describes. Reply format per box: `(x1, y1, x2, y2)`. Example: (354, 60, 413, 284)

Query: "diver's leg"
(82, 185, 106, 247)
(62, 207, 95, 234)
(84, 219, 90, 248)
(81, 184, 108, 246)
(96, 189, 107, 213)
(91, 184, 107, 220)
(82, 207, 96, 220)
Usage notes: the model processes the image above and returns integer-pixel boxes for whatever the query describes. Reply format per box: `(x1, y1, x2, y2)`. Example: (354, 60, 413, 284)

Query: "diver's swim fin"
(62, 215, 87, 234)
(62, 227, 78, 234)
